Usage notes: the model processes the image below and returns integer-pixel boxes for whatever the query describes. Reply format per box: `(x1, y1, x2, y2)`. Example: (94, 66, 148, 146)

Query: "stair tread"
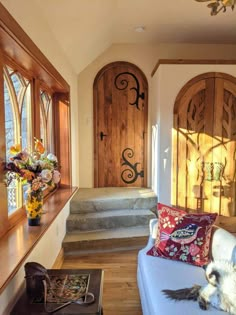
(70, 187, 157, 213)
(71, 187, 156, 202)
(67, 209, 154, 220)
(63, 225, 150, 243)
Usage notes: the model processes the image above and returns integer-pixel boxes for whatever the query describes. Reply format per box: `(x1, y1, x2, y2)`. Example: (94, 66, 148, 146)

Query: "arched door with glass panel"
(173, 72, 236, 217)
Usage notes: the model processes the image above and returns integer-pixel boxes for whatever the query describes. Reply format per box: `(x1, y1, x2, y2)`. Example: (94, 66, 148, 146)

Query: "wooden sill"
(0, 186, 77, 294)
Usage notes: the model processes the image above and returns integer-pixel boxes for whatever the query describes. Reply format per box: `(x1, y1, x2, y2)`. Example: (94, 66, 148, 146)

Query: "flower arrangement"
(5, 138, 61, 192)
(5, 138, 61, 225)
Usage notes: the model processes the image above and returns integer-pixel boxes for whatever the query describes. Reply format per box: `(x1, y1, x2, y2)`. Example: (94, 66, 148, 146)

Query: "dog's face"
(204, 260, 235, 287)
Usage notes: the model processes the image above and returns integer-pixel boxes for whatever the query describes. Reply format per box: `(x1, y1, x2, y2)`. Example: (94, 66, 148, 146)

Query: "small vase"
(25, 187, 43, 226)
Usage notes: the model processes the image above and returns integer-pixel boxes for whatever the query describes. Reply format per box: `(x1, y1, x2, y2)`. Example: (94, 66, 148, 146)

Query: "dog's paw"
(198, 296, 209, 311)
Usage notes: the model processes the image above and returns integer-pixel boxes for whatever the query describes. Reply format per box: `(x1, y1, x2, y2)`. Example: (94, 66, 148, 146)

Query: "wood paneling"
(173, 72, 236, 218)
(61, 250, 142, 315)
(94, 61, 148, 187)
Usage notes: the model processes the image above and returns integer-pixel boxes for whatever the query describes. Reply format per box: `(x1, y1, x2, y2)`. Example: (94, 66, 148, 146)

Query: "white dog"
(162, 260, 236, 314)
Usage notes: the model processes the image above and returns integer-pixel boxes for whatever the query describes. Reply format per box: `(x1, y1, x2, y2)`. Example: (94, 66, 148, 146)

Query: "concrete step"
(66, 209, 155, 232)
(63, 225, 150, 255)
(70, 187, 157, 214)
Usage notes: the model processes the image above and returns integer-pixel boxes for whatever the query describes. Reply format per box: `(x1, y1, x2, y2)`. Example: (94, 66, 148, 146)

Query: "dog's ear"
(202, 264, 207, 270)
(207, 270, 220, 286)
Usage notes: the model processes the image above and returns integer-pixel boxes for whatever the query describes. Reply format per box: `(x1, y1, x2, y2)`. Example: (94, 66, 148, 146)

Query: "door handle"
(100, 131, 108, 141)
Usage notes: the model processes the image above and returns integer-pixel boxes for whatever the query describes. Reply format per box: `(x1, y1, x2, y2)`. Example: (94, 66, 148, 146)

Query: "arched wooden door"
(173, 72, 236, 216)
(93, 61, 148, 187)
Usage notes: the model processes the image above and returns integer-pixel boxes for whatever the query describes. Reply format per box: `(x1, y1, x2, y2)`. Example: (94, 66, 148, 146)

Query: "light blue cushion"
(137, 243, 227, 315)
(137, 219, 236, 315)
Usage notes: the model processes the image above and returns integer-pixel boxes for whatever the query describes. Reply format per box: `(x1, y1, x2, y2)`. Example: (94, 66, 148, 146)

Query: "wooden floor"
(60, 249, 142, 315)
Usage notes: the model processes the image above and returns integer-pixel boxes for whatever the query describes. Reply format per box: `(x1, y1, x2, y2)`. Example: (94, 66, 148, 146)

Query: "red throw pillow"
(147, 203, 217, 267)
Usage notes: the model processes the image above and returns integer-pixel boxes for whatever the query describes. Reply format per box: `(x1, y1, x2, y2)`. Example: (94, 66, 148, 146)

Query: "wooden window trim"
(151, 59, 236, 77)
(0, 5, 72, 236)
(0, 3, 69, 93)
(54, 93, 72, 187)
(3, 55, 34, 82)
(0, 50, 8, 236)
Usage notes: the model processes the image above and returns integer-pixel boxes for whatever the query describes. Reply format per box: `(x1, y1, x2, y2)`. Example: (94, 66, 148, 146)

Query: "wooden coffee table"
(10, 269, 104, 315)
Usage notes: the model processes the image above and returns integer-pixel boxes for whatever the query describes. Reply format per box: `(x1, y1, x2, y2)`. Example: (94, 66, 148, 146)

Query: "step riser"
(64, 246, 144, 256)
(63, 236, 148, 253)
(67, 213, 154, 232)
(70, 197, 157, 214)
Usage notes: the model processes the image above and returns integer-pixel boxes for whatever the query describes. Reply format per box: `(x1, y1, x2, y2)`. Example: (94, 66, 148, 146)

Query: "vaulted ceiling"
(5, 0, 236, 73)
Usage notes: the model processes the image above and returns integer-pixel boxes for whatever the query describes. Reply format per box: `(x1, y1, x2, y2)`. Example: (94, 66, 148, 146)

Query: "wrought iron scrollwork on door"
(114, 72, 144, 110)
(121, 148, 144, 184)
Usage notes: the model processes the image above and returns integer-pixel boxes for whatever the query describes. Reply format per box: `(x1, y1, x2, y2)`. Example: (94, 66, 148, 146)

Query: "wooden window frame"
(39, 84, 54, 152)
(0, 3, 72, 237)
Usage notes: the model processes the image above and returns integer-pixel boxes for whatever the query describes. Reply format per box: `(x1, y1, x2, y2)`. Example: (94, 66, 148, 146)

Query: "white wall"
(78, 43, 236, 188)
(153, 64, 236, 205)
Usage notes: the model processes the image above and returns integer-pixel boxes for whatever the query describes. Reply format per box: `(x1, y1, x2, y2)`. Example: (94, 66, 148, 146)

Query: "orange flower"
(34, 138, 45, 154)
(10, 144, 21, 155)
(20, 169, 35, 181)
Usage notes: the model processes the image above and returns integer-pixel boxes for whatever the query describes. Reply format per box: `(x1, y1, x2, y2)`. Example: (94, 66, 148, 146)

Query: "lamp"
(195, 0, 235, 15)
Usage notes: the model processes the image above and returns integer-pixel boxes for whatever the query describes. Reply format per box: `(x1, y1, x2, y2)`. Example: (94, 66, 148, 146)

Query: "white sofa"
(137, 218, 236, 315)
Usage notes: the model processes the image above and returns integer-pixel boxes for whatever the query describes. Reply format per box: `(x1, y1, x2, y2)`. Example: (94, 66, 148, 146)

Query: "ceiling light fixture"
(134, 26, 145, 33)
(195, 0, 235, 15)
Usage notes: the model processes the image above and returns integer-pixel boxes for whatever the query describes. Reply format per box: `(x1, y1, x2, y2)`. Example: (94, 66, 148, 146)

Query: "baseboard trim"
(52, 248, 64, 269)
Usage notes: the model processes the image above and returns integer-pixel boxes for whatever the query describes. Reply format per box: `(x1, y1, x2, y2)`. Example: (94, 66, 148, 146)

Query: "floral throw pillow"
(147, 203, 217, 267)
